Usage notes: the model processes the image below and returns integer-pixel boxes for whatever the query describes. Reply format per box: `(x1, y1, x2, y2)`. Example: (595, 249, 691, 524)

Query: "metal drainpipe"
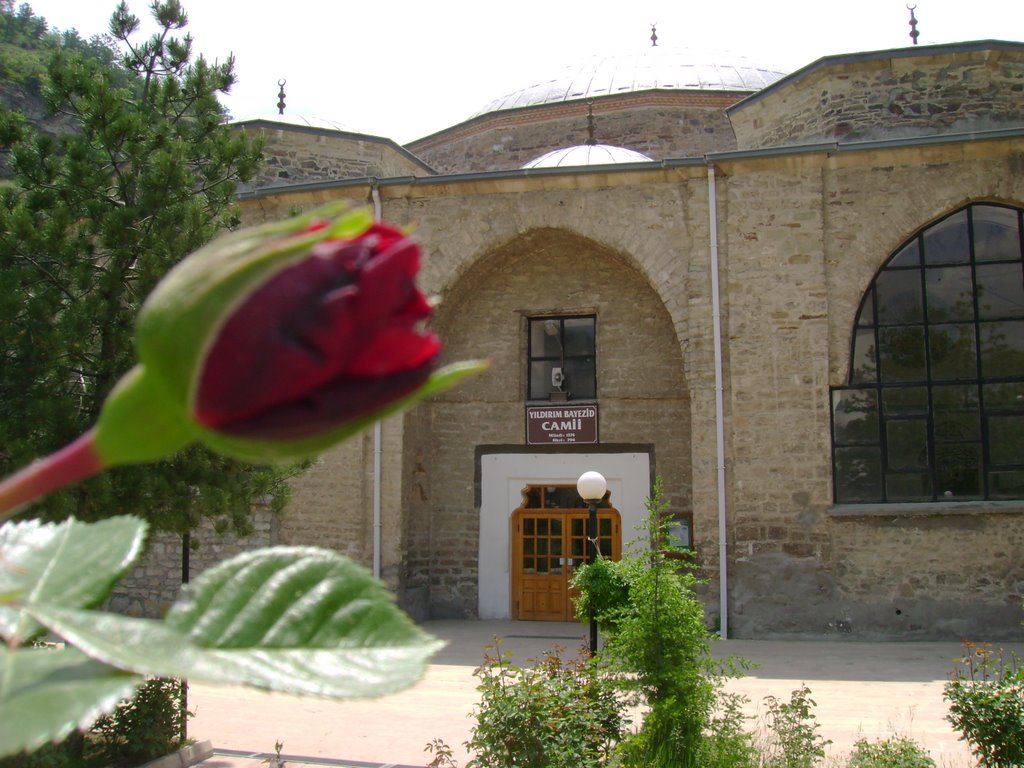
(708, 165, 729, 640)
(371, 182, 383, 580)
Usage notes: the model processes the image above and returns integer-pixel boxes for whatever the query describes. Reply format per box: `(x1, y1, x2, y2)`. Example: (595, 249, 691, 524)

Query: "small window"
(665, 513, 694, 549)
(528, 315, 596, 401)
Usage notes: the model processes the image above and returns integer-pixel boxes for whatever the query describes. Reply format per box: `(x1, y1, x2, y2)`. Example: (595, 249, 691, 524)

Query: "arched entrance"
(413, 226, 691, 621)
(511, 484, 620, 621)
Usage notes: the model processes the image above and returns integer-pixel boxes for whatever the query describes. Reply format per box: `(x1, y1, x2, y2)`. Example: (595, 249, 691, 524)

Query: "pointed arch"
(831, 203, 1024, 503)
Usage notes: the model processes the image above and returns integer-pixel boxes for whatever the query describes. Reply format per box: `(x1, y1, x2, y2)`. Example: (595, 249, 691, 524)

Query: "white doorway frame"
(478, 451, 652, 619)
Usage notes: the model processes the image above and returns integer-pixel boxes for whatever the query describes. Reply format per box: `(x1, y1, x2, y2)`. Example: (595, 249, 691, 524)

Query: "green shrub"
(573, 478, 740, 768)
(87, 678, 189, 768)
(571, 555, 630, 631)
(698, 689, 759, 768)
(945, 642, 1024, 768)
(464, 641, 626, 768)
(0, 741, 79, 768)
(0, 677, 187, 768)
(846, 736, 935, 768)
(760, 685, 830, 768)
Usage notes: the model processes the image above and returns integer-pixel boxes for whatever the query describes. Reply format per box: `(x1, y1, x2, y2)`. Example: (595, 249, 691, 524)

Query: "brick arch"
(399, 226, 693, 618)
(433, 226, 688, 402)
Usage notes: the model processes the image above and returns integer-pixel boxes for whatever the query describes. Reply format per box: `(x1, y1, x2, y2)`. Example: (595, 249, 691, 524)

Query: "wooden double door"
(511, 485, 620, 621)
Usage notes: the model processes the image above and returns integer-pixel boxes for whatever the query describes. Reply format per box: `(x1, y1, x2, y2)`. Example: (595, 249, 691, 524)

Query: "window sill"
(829, 500, 1024, 519)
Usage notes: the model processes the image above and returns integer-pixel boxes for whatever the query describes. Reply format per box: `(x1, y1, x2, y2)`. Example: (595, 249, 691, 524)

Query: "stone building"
(119, 40, 1024, 639)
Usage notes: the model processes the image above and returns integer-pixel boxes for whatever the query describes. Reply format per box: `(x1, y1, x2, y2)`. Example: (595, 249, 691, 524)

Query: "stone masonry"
(730, 41, 1024, 148)
(239, 127, 1024, 637)
(112, 40, 1024, 639)
(408, 92, 744, 173)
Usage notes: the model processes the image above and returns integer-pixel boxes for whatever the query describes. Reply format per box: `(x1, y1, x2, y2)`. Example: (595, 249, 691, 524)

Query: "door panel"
(511, 486, 620, 621)
(515, 514, 567, 620)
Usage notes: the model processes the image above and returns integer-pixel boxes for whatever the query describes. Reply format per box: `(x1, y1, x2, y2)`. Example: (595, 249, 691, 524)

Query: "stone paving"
(186, 620, 1024, 768)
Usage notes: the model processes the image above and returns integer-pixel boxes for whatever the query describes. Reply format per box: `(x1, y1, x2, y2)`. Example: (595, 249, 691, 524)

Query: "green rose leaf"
(0, 645, 141, 758)
(28, 547, 443, 699)
(0, 517, 147, 642)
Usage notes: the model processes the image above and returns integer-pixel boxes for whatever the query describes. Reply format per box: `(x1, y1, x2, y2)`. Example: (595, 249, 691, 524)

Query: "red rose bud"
(0, 205, 487, 517)
(194, 220, 441, 440)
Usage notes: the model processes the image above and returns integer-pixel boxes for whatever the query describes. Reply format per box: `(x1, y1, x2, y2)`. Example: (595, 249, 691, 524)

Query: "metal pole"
(588, 500, 598, 654)
(180, 532, 190, 743)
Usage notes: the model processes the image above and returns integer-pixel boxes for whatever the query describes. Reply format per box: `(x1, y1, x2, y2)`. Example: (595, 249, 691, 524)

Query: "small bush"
(0, 678, 187, 768)
(0, 741, 80, 768)
(87, 677, 189, 768)
(847, 736, 935, 768)
(574, 478, 727, 768)
(698, 690, 759, 768)
(425, 737, 459, 768)
(760, 685, 831, 768)
(571, 555, 630, 631)
(464, 640, 626, 768)
(945, 642, 1024, 768)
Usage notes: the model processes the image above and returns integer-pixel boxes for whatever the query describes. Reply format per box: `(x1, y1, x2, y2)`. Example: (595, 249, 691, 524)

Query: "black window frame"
(527, 314, 597, 402)
(831, 203, 1024, 504)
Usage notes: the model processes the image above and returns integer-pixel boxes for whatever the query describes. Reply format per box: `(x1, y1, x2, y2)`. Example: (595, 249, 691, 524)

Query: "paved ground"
(186, 620, 1023, 768)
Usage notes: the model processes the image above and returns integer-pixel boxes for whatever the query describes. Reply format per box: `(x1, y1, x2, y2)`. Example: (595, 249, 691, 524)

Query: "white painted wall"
(478, 452, 652, 619)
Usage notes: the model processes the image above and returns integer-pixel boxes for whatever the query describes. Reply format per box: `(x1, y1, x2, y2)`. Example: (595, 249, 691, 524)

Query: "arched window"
(831, 203, 1024, 503)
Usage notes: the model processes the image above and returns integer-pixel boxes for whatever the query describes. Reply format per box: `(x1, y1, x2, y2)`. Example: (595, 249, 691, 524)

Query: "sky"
(27, 0, 1024, 145)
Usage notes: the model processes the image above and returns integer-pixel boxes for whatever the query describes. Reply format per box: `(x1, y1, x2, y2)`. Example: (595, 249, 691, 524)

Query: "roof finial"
(907, 5, 920, 45)
(586, 100, 598, 146)
(277, 79, 287, 115)
(650, 23, 658, 47)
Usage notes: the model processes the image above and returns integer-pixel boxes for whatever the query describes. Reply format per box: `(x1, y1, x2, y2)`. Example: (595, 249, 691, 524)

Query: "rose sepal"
(91, 365, 199, 466)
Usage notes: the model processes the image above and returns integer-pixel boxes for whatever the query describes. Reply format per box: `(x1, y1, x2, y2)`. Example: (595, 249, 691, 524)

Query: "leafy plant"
(570, 553, 630, 631)
(88, 678, 188, 768)
(261, 740, 286, 768)
(572, 477, 732, 767)
(945, 641, 1024, 768)
(0, 676, 186, 768)
(0, 516, 443, 758)
(425, 738, 460, 768)
(760, 685, 831, 768)
(846, 735, 935, 768)
(699, 689, 759, 768)
(463, 639, 626, 768)
(0, 742, 79, 768)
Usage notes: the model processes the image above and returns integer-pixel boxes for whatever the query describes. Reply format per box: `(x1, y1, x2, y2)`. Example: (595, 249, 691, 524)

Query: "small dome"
(523, 144, 654, 168)
(477, 47, 788, 116)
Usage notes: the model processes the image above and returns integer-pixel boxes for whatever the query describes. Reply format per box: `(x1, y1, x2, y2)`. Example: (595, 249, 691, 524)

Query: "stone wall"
(107, 507, 279, 618)
(730, 42, 1024, 149)
(713, 139, 1024, 638)
(235, 132, 1024, 638)
(236, 121, 434, 189)
(408, 92, 743, 173)
(275, 414, 407, 593)
(828, 510, 1024, 637)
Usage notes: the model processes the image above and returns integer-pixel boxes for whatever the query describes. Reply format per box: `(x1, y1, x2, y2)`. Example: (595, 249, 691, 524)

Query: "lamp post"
(577, 470, 607, 655)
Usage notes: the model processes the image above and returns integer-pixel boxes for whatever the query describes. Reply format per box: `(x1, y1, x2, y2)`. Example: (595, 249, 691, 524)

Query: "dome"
(475, 47, 788, 115)
(523, 144, 653, 168)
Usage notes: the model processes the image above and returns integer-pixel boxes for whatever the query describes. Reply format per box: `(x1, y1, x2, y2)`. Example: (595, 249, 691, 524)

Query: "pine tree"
(0, 1, 297, 532)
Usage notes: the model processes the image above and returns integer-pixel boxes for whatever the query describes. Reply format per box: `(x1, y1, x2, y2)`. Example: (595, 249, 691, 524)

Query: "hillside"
(0, 1, 121, 179)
